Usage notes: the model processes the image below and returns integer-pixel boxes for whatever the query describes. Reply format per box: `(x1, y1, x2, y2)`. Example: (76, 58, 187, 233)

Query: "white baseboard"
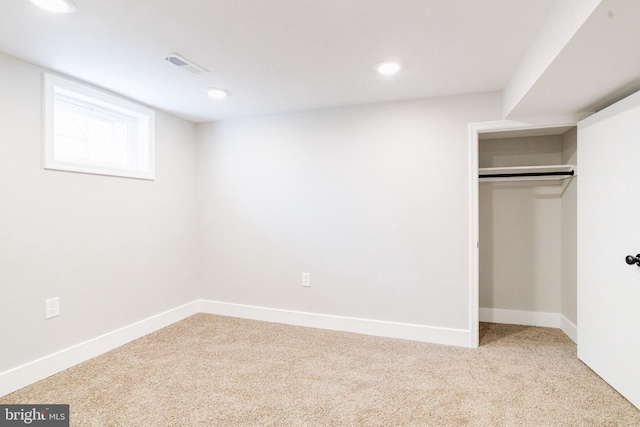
(199, 300, 470, 348)
(479, 308, 577, 343)
(3, 300, 582, 399)
(0, 301, 199, 397)
(479, 307, 560, 327)
(1, 300, 579, 399)
(560, 315, 577, 344)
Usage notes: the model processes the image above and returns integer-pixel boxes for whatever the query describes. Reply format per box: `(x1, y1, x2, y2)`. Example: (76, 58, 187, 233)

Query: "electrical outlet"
(45, 297, 60, 319)
(302, 272, 311, 287)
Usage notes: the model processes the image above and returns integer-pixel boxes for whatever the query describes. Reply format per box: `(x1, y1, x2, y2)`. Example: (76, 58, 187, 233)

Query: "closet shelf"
(479, 164, 575, 182)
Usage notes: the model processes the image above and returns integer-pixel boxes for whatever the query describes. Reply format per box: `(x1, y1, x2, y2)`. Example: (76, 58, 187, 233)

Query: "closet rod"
(479, 170, 574, 179)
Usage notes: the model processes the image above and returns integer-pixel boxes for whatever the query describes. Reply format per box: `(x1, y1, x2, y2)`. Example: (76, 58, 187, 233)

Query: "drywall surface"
(0, 53, 199, 372)
(197, 92, 502, 330)
(561, 127, 578, 325)
(503, 0, 601, 117)
(479, 136, 563, 313)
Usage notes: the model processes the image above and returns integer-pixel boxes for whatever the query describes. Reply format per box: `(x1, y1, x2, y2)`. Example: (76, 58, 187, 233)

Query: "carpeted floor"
(1, 314, 639, 426)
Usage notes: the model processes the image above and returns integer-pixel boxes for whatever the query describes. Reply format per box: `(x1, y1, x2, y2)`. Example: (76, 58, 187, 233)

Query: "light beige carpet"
(1, 314, 638, 426)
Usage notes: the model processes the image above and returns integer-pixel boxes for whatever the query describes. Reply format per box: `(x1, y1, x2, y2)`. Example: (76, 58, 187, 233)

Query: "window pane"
(53, 135, 87, 161)
(53, 102, 133, 169)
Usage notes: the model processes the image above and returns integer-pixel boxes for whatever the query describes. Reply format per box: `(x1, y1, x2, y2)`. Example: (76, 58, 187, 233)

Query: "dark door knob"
(625, 254, 640, 266)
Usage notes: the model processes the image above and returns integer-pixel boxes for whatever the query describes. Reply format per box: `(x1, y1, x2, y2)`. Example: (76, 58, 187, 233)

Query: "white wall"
(197, 93, 502, 331)
(0, 53, 199, 373)
(478, 129, 578, 340)
(0, 53, 504, 383)
(479, 136, 563, 313)
(503, 0, 602, 117)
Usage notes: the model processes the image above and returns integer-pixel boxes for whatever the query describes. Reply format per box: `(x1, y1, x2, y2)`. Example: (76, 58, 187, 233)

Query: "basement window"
(44, 74, 155, 180)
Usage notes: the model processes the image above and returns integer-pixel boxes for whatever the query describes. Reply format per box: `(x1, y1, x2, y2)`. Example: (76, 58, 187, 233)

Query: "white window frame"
(44, 73, 155, 180)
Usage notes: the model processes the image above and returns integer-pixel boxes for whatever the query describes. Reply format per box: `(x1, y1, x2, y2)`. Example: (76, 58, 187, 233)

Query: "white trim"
(468, 122, 480, 348)
(479, 308, 577, 343)
(560, 315, 578, 344)
(199, 300, 470, 347)
(0, 301, 199, 397)
(479, 307, 561, 328)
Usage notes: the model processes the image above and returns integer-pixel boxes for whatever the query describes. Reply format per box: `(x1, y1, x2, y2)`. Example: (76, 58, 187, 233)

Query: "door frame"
(467, 118, 580, 348)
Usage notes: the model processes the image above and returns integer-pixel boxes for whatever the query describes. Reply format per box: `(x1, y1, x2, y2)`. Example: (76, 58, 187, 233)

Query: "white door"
(578, 90, 640, 409)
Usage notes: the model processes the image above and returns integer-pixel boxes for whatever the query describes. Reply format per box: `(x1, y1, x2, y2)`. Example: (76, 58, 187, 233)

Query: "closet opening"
(469, 123, 578, 347)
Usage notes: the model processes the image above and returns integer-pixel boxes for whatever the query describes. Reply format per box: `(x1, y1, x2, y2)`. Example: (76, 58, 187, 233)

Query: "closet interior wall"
(479, 128, 577, 330)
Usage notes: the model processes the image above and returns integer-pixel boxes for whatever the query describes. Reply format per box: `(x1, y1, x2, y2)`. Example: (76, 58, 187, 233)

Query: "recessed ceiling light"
(207, 88, 229, 99)
(30, 0, 77, 13)
(376, 60, 401, 76)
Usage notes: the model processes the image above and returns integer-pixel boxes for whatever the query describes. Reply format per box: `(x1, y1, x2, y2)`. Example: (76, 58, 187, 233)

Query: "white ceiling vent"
(162, 54, 208, 75)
